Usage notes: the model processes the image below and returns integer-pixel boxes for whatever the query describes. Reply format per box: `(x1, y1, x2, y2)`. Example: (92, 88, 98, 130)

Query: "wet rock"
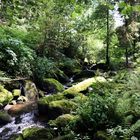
(38, 99, 77, 120)
(73, 70, 95, 81)
(24, 80, 39, 101)
(9, 100, 17, 105)
(0, 85, 13, 105)
(0, 111, 12, 125)
(7, 101, 37, 116)
(17, 96, 28, 104)
(49, 114, 77, 128)
(40, 78, 64, 94)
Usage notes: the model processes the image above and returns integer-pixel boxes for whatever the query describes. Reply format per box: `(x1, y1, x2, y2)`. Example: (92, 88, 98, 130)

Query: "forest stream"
(0, 76, 77, 140)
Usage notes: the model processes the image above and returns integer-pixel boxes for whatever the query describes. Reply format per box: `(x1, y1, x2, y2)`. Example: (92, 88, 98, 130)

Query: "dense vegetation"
(0, 0, 140, 140)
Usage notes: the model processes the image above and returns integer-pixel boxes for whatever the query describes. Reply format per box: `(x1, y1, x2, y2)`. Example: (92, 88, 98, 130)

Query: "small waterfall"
(0, 111, 45, 140)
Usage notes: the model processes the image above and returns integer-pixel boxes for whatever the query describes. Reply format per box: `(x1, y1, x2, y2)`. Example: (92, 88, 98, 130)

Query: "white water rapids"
(0, 111, 45, 140)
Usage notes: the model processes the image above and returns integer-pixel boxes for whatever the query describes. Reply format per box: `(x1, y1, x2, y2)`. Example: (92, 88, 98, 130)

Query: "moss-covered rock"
(0, 85, 13, 105)
(0, 111, 12, 125)
(24, 80, 39, 101)
(38, 99, 77, 120)
(22, 127, 54, 140)
(64, 77, 106, 94)
(12, 89, 21, 97)
(49, 114, 77, 128)
(41, 78, 64, 93)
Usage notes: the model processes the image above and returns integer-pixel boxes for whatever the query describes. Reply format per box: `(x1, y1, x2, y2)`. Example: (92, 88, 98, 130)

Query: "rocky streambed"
(0, 111, 45, 140)
(0, 76, 106, 140)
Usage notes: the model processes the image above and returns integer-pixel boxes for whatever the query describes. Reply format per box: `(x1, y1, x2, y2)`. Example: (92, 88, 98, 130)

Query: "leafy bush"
(70, 92, 119, 138)
(33, 57, 62, 81)
(0, 38, 34, 76)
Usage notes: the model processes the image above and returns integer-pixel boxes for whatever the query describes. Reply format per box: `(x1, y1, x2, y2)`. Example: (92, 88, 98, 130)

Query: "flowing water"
(0, 111, 45, 140)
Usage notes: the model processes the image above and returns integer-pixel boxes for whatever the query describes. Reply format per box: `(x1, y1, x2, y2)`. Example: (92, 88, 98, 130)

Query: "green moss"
(24, 80, 38, 101)
(22, 127, 54, 140)
(38, 93, 64, 105)
(43, 78, 64, 93)
(0, 85, 13, 105)
(12, 89, 21, 97)
(63, 77, 106, 94)
(49, 99, 77, 112)
(38, 98, 77, 120)
(49, 114, 78, 127)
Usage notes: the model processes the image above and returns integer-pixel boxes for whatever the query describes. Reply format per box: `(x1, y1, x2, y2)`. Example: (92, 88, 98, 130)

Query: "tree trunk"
(106, 8, 110, 66)
(125, 44, 129, 67)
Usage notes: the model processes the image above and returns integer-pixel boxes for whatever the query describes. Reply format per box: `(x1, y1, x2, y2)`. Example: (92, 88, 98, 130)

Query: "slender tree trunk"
(106, 8, 110, 66)
(125, 44, 129, 67)
(124, 17, 129, 67)
(133, 39, 136, 60)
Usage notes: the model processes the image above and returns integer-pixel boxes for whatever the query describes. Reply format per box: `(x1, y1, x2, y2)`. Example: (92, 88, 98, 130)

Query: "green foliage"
(75, 93, 118, 134)
(0, 26, 35, 76)
(33, 57, 62, 80)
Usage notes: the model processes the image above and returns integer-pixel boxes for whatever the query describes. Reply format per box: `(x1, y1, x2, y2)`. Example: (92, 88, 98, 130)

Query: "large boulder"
(49, 114, 77, 128)
(64, 77, 106, 94)
(7, 101, 37, 116)
(12, 89, 21, 97)
(0, 85, 13, 105)
(24, 80, 39, 101)
(0, 111, 12, 125)
(22, 127, 54, 140)
(40, 78, 64, 94)
(38, 99, 77, 120)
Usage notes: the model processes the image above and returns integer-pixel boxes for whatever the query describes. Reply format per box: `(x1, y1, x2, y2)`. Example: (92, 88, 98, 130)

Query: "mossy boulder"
(0, 85, 13, 105)
(0, 111, 12, 125)
(64, 77, 106, 94)
(38, 99, 77, 120)
(24, 80, 38, 101)
(12, 89, 21, 97)
(41, 78, 64, 93)
(49, 114, 77, 128)
(22, 127, 54, 140)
